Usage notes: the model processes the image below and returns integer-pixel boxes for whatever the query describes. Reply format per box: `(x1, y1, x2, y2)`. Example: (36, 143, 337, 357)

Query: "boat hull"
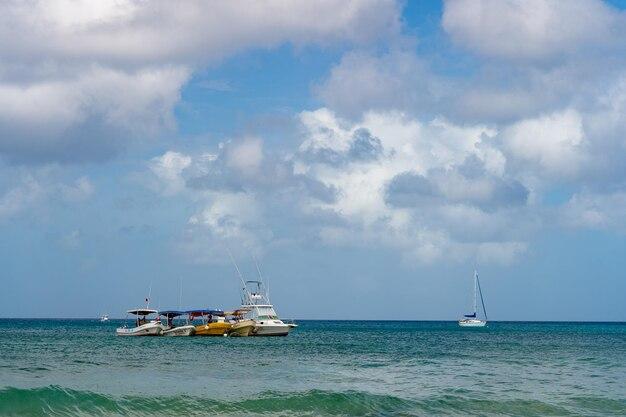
(162, 325, 195, 336)
(194, 322, 232, 336)
(116, 322, 163, 336)
(229, 320, 255, 337)
(458, 319, 487, 327)
(251, 321, 292, 337)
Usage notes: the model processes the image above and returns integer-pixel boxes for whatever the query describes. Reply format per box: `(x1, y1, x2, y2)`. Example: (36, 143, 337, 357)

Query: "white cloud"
(183, 191, 273, 263)
(0, 175, 45, 220)
(442, 0, 624, 62)
(0, 0, 401, 163)
(562, 190, 626, 232)
(0, 0, 401, 66)
(501, 109, 586, 179)
(0, 66, 190, 163)
(143, 107, 541, 265)
(226, 138, 264, 176)
(0, 169, 94, 221)
(294, 108, 529, 263)
(59, 177, 94, 202)
(315, 50, 445, 119)
(148, 151, 193, 196)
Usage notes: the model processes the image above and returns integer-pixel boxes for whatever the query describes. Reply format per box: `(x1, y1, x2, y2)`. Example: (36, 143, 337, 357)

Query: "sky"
(1, 0, 626, 321)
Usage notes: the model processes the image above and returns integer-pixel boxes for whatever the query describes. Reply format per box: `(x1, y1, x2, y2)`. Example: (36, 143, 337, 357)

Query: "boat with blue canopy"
(188, 309, 231, 336)
(160, 310, 195, 336)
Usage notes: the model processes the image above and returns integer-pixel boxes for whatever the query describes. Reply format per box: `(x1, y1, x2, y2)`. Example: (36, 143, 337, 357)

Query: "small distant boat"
(459, 270, 488, 327)
(189, 309, 232, 336)
(116, 309, 164, 336)
(160, 310, 195, 336)
(99, 314, 109, 322)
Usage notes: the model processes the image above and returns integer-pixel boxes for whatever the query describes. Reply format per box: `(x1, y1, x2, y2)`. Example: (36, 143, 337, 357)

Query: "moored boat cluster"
(115, 280, 297, 337)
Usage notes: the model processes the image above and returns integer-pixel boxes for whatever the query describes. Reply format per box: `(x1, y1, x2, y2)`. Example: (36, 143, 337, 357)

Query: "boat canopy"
(159, 310, 186, 318)
(225, 307, 252, 316)
(126, 309, 158, 316)
(186, 309, 225, 318)
(464, 313, 476, 318)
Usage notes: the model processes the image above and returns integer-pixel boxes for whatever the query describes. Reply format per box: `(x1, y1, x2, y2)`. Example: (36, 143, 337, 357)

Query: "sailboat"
(459, 270, 488, 327)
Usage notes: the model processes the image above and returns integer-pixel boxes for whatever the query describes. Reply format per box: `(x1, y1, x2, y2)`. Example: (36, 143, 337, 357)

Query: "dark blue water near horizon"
(0, 320, 624, 416)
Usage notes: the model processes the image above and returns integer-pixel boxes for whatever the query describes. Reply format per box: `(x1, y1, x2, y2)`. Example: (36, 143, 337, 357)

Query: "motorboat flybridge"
(459, 270, 488, 327)
(116, 309, 165, 336)
(241, 280, 296, 336)
(160, 310, 195, 336)
(188, 309, 232, 336)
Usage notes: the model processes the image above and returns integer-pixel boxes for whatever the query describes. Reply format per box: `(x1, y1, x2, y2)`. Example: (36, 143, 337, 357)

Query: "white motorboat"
(227, 253, 297, 336)
(116, 309, 165, 336)
(99, 314, 109, 322)
(241, 280, 296, 337)
(159, 310, 195, 336)
(459, 270, 488, 327)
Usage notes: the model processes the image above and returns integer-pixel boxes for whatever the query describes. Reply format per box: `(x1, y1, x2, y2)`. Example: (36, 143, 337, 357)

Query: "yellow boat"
(226, 309, 255, 337)
(188, 310, 232, 336)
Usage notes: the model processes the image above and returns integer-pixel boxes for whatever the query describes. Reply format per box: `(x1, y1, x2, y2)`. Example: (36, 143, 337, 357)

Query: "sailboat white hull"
(458, 319, 486, 327)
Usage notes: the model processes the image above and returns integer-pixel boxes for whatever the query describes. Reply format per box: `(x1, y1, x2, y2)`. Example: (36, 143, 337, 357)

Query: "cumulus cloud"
(561, 190, 626, 232)
(385, 166, 529, 211)
(315, 50, 446, 119)
(57, 0, 626, 266)
(0, 169, 95, 221)
(442, 0, 625, 62)
(141, 102, 554, 265)
(293, 109, 530, 263)
(148, 151, 193, 196)
(501, 109, 587, 179)
(59, 177, 95, 202)
(226, 138, 264, 176)
(0, 0, 401, 67)
(0, 0, 401, 163)
(0, 176, 45, 220)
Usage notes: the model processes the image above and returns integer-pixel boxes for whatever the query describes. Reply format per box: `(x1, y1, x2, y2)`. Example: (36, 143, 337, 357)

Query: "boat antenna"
(146, 282, 152, 309)
(252, 254, 269, 300)
(227, 247, 248, 299)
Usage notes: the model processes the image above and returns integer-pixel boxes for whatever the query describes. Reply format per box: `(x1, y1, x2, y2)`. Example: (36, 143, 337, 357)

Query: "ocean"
(0, 320, 624, 416)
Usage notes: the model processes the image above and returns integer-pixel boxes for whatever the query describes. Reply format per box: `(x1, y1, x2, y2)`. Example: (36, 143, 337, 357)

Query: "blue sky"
(1, 0, 625, 320)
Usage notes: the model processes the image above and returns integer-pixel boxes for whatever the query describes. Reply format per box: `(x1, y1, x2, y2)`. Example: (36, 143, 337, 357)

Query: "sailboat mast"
(473, 270, 478, 315)
(476, 272, 488, 321)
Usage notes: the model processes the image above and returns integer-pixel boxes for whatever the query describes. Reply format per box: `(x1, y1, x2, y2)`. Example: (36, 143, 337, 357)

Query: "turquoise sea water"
(0, 320, 624, 416)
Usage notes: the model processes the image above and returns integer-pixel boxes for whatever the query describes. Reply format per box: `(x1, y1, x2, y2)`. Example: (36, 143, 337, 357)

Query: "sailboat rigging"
(459, 270, 488, 327)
